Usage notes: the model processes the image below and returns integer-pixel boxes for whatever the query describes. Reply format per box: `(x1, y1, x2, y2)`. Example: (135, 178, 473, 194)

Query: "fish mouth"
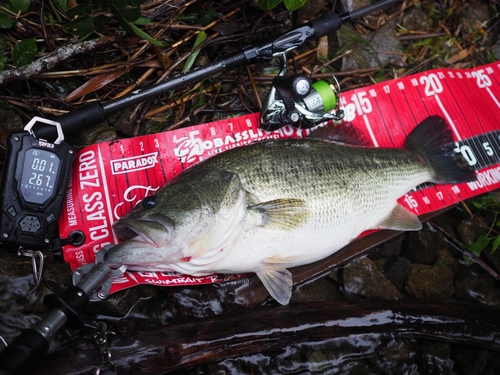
(113, 214, 174, 248)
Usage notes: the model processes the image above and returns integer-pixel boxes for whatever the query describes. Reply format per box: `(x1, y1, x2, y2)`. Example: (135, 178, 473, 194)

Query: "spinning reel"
(260, 53, 344, 131)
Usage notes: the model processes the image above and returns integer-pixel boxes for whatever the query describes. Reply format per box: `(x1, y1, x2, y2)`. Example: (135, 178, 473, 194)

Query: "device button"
(7, 206, 17, 218)
(19, 215, 41, 233)
(46, 213, 56, 223)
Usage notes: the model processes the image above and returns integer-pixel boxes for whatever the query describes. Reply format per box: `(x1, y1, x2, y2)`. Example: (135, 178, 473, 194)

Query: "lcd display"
(20, 148, 61, 204)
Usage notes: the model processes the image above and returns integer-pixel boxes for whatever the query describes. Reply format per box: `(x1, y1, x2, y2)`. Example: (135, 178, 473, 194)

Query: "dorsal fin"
(307, 122, 372, 146)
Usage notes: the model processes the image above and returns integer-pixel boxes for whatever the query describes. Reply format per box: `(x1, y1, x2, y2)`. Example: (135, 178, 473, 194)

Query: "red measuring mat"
(60, 62, 500, 294)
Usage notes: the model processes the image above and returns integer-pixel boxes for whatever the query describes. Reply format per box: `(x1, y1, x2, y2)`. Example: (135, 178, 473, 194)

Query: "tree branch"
(0, 33, 124, 86)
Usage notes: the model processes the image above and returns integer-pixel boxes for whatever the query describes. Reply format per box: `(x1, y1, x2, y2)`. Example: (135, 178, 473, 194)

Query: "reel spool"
(260, 61, 344, 131)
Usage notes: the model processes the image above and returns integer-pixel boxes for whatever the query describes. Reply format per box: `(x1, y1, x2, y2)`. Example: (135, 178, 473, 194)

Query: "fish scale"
(105, 116, 476, 305)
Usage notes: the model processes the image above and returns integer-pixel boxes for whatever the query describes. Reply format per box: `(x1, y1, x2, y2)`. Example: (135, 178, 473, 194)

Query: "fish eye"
(142, 196, 157, 209)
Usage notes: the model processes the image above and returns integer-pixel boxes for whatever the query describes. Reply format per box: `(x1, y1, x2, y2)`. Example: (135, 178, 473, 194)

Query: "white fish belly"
(209, 169, 431, 274)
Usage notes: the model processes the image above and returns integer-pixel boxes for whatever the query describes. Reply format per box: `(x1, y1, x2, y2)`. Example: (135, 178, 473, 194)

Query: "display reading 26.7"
(21, 149, 61, 205)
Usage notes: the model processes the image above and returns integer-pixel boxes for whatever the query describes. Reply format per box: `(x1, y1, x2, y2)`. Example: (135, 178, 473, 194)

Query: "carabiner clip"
(18, 248, 44, 287)
(94, 321, 117, 375)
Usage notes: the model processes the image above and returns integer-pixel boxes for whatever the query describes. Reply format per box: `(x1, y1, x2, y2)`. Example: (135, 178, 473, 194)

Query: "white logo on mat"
(110, 152, 158, 174)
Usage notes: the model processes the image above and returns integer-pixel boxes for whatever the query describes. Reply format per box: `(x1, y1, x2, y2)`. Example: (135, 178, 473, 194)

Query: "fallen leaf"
(65, 67, 128, 102)
(317, 35, 329, 61)
(446, 46, 473, 65)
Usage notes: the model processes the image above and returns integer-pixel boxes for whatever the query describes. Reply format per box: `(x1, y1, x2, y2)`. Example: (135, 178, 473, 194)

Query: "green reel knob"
(303, 80, 338, 113)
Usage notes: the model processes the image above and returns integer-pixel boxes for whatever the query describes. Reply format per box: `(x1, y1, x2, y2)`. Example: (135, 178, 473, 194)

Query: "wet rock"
(338, 361, 376, 375)
(372, 338, 419, 374)
(465, 1, 490, 31)
(341, 257, 402, 300)
(368, 234, 404, 260)
(405, 264, 454, 299)
(435, 246, 454, 264)
(453, 265, 500, 309)
(0, 108, 24, 148)
(456, 216, 487, 245)
(430, 210, 463, 242)
(291, 276, 342, 303)
(328, 267, 340, 283)
(183, 336, 383, 375)
(421, 341, 454, 375)
(483, 352, 500, 374)
(401, 224, 447, 265)
(0, 251, 36, 278)
(154, 278, 267, 323)
(382, 256, 411, 291)
(452, 346, 489, 375)
(76, 122, 118, 146)
(0, 251, 53, 343)
(305, 335, 382, 374)
(71, 105, 145, 146)
(483, 248, 500, 275)
(86, 285, 160, 326)
(368, 235, 407, 287)
(340, 0, 371, 13)
(339, 24, 404, 71)
(43, 260, 72, 296)
(400, 6, 427, 31)
(107, 106, 136, 138)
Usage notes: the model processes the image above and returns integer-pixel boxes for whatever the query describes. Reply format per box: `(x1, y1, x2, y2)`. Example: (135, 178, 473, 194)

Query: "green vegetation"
(463, 193, 500, 258)
(66, 0, 163, 45)
(258, 0, 308, 11)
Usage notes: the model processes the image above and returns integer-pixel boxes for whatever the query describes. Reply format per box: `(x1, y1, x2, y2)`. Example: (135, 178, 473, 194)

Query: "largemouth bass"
(105, 116, 475, 305)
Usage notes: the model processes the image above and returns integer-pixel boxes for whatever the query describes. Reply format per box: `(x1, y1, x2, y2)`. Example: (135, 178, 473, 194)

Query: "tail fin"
(405, 116, 476, 184)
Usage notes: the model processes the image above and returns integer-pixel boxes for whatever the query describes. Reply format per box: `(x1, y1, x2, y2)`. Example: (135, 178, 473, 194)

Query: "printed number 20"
(420, 74, 443, 96)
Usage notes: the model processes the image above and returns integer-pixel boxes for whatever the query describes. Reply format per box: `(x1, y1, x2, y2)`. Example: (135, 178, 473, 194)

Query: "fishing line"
(0, 335, 7, 352)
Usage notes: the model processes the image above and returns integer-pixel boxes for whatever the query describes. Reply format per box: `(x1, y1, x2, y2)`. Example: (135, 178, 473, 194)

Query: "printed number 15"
(351, 92, 372, 115)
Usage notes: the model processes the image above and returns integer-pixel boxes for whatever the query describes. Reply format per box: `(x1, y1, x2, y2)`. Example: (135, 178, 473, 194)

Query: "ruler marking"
(486, 86, 500, 108)
(435, 94, 461, 141)
(98, 146, 118, 245)
(363, 114, 379, 147)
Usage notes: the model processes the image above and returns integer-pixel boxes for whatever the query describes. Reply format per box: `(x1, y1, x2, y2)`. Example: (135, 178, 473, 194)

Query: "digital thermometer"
(0, 117, 75, 249)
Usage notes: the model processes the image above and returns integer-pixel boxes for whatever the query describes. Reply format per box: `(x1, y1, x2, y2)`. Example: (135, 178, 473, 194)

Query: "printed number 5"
(483, 141, 494, 156)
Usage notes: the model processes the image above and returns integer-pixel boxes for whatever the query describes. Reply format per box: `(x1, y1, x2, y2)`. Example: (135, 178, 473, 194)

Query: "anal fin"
(256, 266, 293, 305)
(378, 204, 422, 231)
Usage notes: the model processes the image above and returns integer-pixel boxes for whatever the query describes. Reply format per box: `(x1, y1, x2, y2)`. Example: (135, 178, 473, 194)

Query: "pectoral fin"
(249, 198, 309, 230)
(378, 204, 422, 231)
(256, 265, 293, 305)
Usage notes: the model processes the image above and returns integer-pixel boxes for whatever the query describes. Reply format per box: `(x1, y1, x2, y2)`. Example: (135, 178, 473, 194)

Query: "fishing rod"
(0, 1, 403, 374)
(32, 0, 403, 140)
